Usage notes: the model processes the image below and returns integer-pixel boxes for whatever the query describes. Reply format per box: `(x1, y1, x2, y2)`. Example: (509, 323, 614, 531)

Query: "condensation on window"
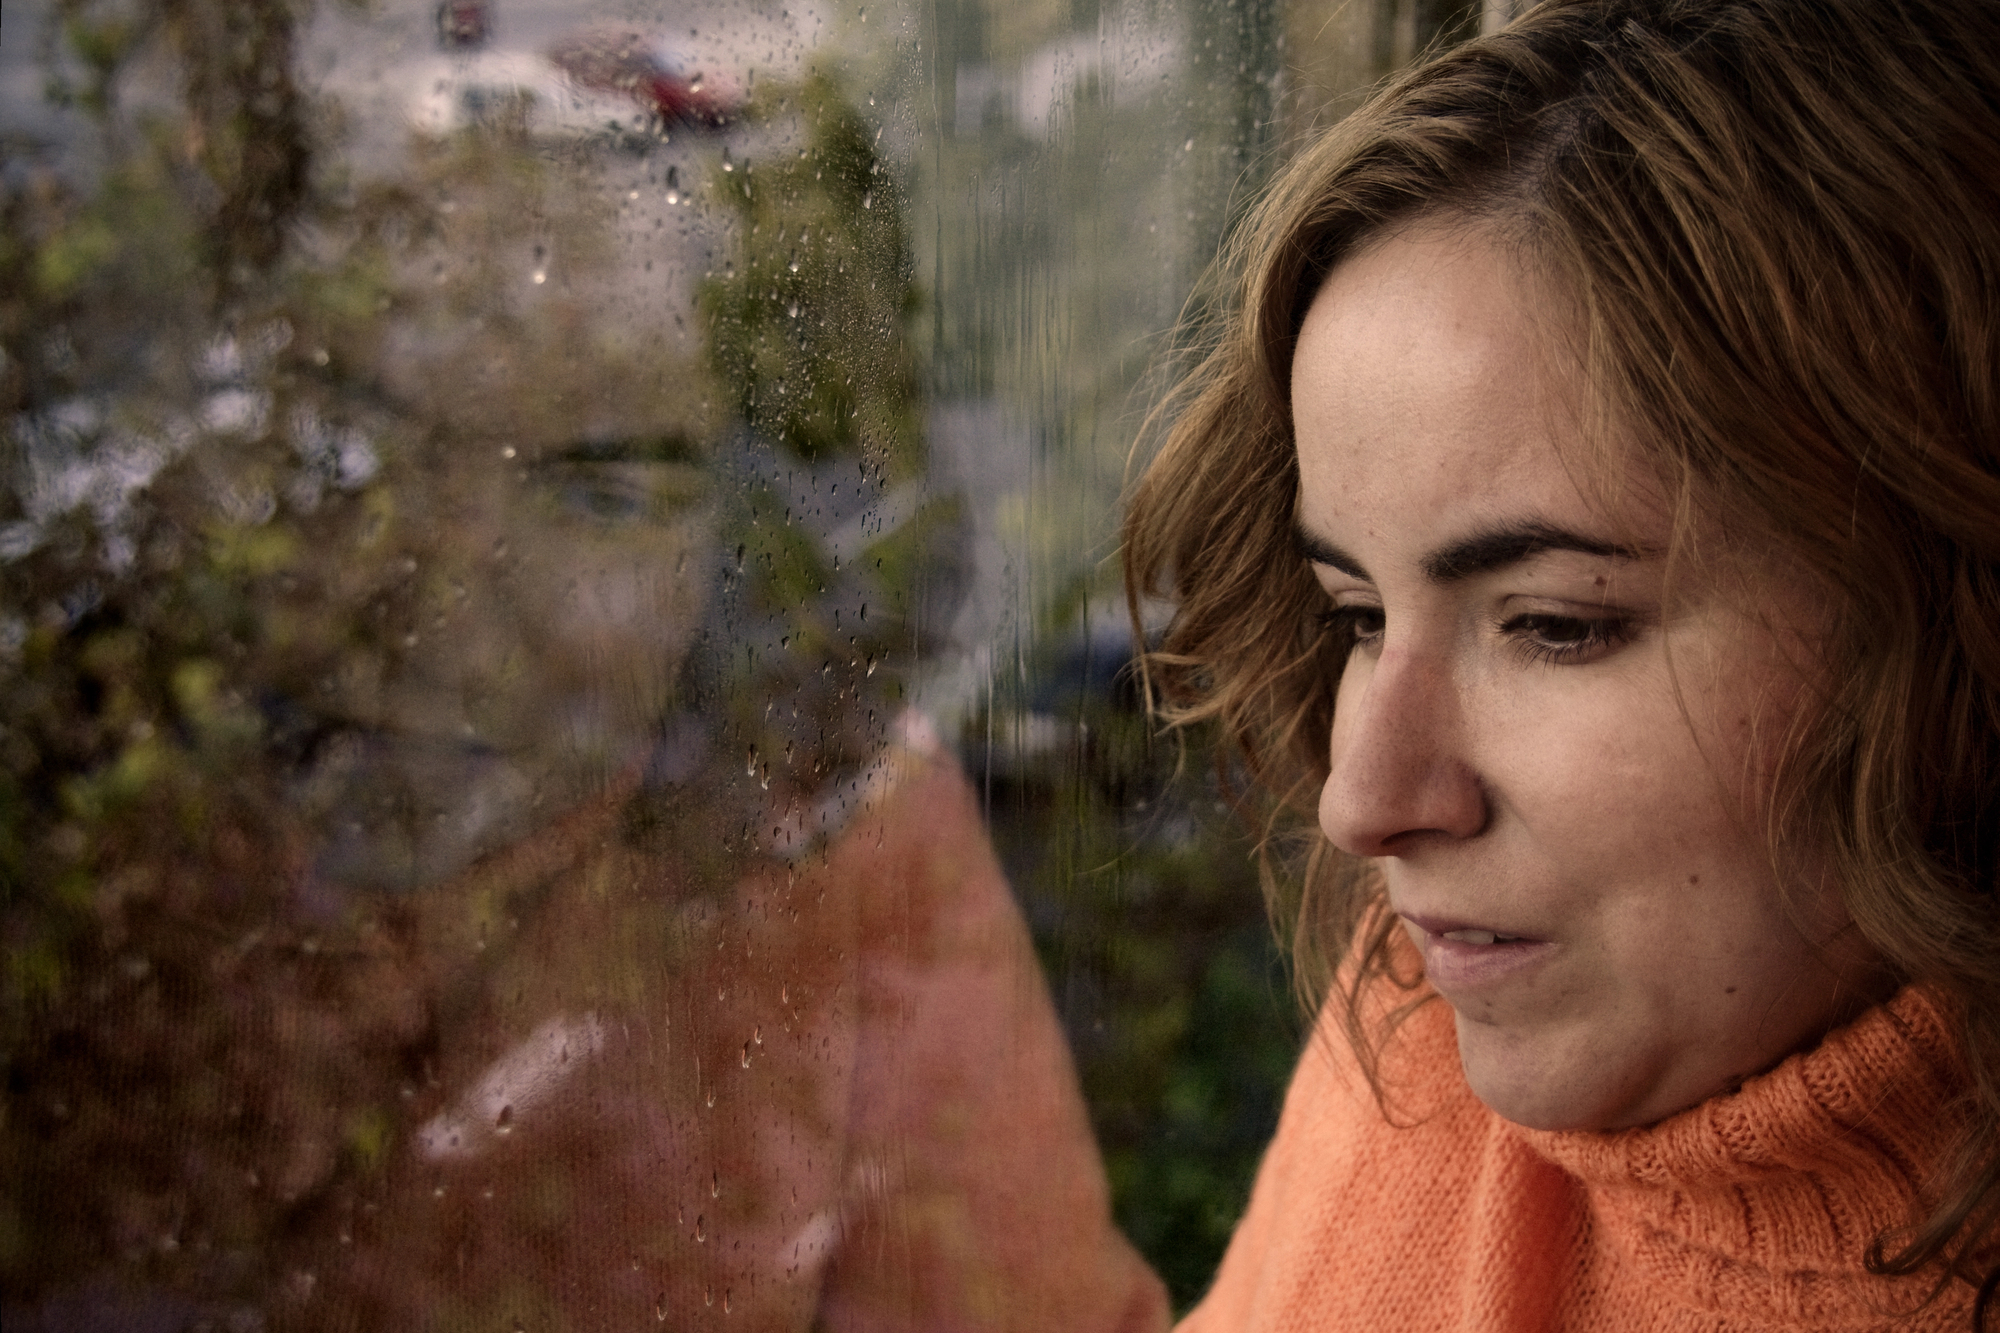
(0, 0, 1483, 1324)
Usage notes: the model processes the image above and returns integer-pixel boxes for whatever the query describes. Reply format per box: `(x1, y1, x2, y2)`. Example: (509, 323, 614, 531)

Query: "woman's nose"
(1317, 645, 1487, 857)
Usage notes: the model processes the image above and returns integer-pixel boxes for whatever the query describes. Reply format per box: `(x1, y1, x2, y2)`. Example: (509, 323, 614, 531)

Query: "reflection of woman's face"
(1290, 223, 1884, 1132)
(301, 424, 716, 893)
(379, 442, 715, 774)
(297, 140, 732, 891)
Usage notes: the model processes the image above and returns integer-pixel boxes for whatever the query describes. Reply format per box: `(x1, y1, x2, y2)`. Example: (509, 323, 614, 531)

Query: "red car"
(545, 28, 745, 129)
(436, 0, 491, 49)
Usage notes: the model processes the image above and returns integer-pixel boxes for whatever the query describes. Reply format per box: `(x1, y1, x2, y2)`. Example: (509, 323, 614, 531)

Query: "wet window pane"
(1, 0, 1463, 1323)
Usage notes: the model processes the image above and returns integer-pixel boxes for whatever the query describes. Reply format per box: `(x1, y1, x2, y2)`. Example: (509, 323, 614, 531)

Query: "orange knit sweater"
(1180, 976, 1977, 1332)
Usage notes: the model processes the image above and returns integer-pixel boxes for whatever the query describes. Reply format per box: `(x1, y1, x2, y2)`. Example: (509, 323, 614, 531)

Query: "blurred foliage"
(699, 72, 924, 482)
(917, 0, 1300, 1297)
(970, 633, 1300, 1312)
(44, 0, 320, 292)
(695, 71, 944, 847)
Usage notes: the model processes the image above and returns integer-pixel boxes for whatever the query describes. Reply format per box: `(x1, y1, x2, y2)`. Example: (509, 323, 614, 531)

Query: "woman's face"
(1291, 222, 1883, 1131)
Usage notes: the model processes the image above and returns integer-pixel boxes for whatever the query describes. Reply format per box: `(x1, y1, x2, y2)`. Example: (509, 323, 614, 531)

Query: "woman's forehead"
(1295, 220, 1721, 561)
(1298, 232, 1627, 513)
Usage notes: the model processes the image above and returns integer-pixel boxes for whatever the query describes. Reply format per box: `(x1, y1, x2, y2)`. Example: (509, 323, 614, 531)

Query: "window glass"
(0, 0, 1471, 1322)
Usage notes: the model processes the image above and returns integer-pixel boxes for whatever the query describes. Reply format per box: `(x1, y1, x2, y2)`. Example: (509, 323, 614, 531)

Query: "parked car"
(408, 28, 744, 145)
(435, 0, 491, 50)
(546, 27, 744, 129)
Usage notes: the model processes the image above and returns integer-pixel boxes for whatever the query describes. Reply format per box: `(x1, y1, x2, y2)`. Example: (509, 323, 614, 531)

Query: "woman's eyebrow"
(1420, 521, 1650, 582)
(1292, 517, 1649, 585)
(1293, 522, 1371, 580)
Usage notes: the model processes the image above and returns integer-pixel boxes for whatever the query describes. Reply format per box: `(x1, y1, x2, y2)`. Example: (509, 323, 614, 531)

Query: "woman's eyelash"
(1501, 613, 1631, 663)
(1316, 606, 1384, 645)
(1315, 606, 1632, 663)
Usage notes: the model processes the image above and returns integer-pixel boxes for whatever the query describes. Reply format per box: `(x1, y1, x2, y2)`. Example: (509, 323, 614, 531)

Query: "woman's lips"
(1399, 913, 1557, 994)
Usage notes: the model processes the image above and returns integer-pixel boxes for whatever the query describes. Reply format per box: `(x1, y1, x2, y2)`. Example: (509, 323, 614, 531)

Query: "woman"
(1125, 0, 2000, 1327)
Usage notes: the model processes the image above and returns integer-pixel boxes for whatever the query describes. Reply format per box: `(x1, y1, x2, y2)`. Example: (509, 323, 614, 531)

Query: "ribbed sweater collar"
(1513, 985, 1972, 1325)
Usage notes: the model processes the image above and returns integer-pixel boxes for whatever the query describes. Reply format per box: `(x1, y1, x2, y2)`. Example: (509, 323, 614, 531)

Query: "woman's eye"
(534, 463, 710, 526)
(558, 479, 649, 523)
(1503, 613, 1630, 663)
(1319, 605, 1385, 649)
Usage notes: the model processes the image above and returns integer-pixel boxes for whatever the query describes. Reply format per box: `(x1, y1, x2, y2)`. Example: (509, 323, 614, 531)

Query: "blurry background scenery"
(0, 0, 1512, 1320)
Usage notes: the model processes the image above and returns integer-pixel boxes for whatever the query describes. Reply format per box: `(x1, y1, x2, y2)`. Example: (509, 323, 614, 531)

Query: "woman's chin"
(1451, 1015, 1677, 1133)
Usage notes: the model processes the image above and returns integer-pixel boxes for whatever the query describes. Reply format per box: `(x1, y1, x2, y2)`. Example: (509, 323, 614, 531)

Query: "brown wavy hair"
(1123, 0, 2000, 1316)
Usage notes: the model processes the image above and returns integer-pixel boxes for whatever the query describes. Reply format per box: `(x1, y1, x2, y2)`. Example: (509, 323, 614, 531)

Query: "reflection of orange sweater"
(1181, 978, 1976, 1332)
(319, 725, 1170, 1333)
